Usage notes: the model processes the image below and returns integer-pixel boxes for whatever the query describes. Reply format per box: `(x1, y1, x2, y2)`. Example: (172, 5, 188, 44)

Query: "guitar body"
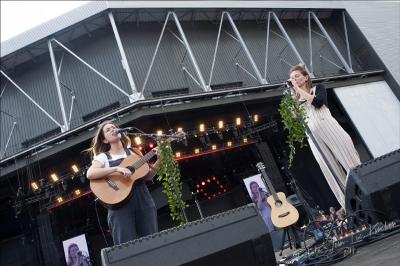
(90, 153, 150, 208)
(267, 192, 299, 228)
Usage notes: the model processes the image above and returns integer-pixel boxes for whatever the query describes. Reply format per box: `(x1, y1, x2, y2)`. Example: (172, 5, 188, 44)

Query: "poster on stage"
(62, 234, 91, 266)
(243, 174, 275, 232)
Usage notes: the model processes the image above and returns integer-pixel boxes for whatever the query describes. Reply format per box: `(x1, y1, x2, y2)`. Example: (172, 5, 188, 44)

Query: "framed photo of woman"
(243, 174, 275, 232)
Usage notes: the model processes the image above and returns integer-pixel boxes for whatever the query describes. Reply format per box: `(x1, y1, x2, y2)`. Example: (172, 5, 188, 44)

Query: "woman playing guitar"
(86, 120, 160, 245)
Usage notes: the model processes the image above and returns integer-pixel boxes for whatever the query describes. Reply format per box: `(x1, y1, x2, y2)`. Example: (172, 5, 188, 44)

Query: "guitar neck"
(132, 150, 156, 169)
(261, 169, 279, 202)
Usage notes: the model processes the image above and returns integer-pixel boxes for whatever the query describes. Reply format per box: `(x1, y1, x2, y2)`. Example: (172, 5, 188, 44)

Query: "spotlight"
(243, 137, 248, 143)
(194, 148, 200, 154)
(227, 141, 232, 147)
(56, 196, 63, 203)
(199, 124, 205, 132)
(134, 137, 142, 145)
(71, 164, 79, 174)
(149, 143, 154, 149)
(218, 120, 224, 129)
(157, 130, 163, 136)
(50, 173, 59, 182)
(236, 117, 241, 126)
(74, 189, 81, 196)
(175, 152, 181, 158)
(212, 145, 217, 150)
(253, 114, 259, 122)
(31, 182, 39, 192)
(177, 127, 183, 132)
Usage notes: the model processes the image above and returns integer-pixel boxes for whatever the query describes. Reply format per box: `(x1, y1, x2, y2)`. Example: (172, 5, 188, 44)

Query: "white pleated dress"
(303, 86, 361, 208)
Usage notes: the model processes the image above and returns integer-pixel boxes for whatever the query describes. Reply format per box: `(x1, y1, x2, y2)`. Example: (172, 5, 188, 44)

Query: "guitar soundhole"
(275, 200, 282, 207)
(278, 212, 290, 218)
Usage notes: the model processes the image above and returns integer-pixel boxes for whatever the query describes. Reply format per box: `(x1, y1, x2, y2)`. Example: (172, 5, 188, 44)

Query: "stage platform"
(332, 232, 400, 266)
(275, 230, 400, 266)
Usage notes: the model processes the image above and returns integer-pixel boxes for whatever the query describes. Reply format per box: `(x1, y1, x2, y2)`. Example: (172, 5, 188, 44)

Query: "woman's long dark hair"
(84, 120, 131, 159)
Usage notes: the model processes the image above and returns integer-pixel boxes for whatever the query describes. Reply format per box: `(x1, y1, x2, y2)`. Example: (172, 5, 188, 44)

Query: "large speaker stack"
(345, 149, 400, 225)
(101, 204, 276, 266)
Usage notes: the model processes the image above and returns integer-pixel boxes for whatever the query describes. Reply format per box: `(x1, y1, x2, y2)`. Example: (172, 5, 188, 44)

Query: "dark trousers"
(107, 182, 158, 245)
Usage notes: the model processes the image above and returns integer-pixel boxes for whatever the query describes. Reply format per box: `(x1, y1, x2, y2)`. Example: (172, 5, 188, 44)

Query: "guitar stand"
(279, 225, 301, 256)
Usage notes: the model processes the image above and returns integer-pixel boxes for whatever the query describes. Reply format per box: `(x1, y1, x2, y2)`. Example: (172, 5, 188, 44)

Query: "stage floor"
(275, 230, 400, 266)
(332, 232, 400, 266)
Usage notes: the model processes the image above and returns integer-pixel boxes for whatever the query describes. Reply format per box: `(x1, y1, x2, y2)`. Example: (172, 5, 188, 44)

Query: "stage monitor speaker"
(345, 149, 400, 225)
(101, 204, 276, 266)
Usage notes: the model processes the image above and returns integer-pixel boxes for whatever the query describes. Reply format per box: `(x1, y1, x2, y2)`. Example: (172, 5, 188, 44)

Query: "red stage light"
(149, 143, 154, 148)
(200, 189, 203, 192)
(196, 184, 200, 189)
(212, 176, 216, 180)
(204, 192, 207, 196)
(220, 185, 224, 189)
(208, 197, 211, 200)
(207, 179, 211, 183)
(201, 181, 206, 186)
(224, 189, 227, 192)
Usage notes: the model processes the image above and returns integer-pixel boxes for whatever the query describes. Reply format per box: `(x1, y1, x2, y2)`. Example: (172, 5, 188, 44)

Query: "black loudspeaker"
(345, 149, 400, 225)
(101, 204, 276, 266)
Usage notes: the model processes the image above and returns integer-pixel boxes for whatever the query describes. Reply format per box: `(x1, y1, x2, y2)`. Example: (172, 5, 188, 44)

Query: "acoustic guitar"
(90, 132, 185, 208)
(256, 162, 299, 228)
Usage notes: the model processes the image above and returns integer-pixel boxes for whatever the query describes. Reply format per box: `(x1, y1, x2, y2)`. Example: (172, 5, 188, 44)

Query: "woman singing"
(86, 120, 159, 245)
(288, 64, 361, 208)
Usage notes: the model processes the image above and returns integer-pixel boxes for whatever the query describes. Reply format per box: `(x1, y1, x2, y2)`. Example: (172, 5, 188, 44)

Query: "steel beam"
(0, 121, 16, 159)
(108, 12, 140, 101)
(0, 70, 63, 129)
(225, 12, 266, 84)
(264, 11, 271, 81)
(48, 40, 69, 132)
(270, 11, 314, 77)
(171, 12, 208, 92)
(310, 11, 354, 73)
(342, 12, 353, 70)
(51, 38, 133, 101)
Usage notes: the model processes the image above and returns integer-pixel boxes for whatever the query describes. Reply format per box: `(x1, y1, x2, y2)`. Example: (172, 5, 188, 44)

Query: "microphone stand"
(129, 129, 189, 224)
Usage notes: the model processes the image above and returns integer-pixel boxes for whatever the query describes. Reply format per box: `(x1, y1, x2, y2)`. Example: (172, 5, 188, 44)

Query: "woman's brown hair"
(289, 64, 313, 100)
(85, 120, 131, 158)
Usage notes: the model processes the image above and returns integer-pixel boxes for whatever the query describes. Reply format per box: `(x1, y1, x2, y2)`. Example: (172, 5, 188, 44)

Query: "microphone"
(113, 127, 133, 134)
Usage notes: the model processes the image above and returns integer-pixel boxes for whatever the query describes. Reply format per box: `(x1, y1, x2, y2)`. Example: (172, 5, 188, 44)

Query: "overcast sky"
(1, 1, 90, 42)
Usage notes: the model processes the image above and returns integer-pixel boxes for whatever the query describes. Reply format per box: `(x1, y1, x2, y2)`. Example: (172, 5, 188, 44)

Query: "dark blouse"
(311, 84, 328, 109)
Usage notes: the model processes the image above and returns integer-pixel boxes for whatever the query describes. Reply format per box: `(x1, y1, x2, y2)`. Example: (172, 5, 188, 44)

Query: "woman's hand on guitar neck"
(114, 167, 132, 179)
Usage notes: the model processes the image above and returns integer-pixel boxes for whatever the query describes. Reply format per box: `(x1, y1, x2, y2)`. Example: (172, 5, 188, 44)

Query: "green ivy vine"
(157, 142, 188, 225)
(278, 93, 308, 168)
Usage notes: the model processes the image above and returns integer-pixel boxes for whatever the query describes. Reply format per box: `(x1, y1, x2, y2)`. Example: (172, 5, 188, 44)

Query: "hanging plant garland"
(157, 142, 187, 225)
(278, 93, 308, 168)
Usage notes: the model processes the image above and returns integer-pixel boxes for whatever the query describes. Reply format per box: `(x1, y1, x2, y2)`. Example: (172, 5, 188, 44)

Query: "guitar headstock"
(256, 162, 266, 172)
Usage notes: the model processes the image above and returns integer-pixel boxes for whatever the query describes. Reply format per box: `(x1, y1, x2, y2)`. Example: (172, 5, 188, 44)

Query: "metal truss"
(0, 9, 362, 162)
(108, 11, 141, 100)
(141, 11, 209, 95)
(268, 11, 314, 78)
(209, 11, 266, 86)
(0, 70, 66, 130)
(309, 11, 354, 73)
